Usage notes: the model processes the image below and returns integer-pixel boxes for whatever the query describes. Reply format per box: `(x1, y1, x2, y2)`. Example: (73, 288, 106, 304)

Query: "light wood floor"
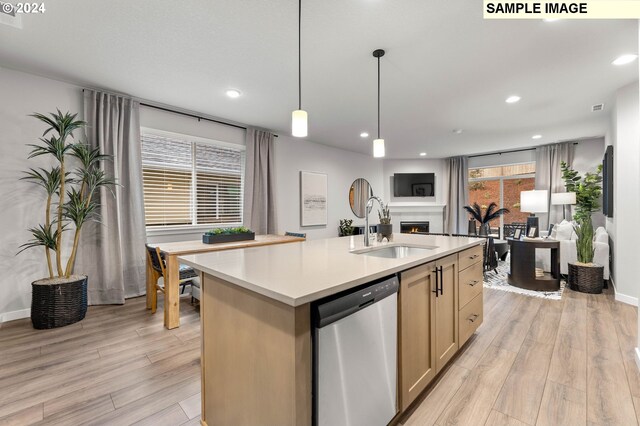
(0, 287, 637, 426)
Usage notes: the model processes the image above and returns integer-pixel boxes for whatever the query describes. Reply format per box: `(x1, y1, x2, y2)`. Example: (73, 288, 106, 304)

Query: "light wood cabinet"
(458, 247, 484, 346)
(398, 262, 436, 411)
(399, 254, 460, 410)
(434, 254, 459, 372)
(399, 245, 484, 411)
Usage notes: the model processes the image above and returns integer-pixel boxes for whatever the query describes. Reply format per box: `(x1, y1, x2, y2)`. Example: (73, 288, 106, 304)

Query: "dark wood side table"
(507, 238, 560, 291)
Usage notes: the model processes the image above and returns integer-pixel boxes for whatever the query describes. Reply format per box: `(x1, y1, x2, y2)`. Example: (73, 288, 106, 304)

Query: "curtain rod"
(468, 142, 579, 159)
(82, 89, 277, 137)
(139, 103, 278, 137)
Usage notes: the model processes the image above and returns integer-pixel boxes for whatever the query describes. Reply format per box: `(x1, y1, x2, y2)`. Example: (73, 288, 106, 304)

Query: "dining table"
(147, 234, 305, 329)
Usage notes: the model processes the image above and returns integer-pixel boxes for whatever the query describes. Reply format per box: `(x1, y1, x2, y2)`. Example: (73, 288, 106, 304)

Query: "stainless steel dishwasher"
(312, 275, 399, 426)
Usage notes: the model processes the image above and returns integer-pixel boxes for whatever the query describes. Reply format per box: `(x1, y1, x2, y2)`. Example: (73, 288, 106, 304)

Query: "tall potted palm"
(19, 110, 114, 329)
(464, 202, 510, 236)
(560, 161, 604, 293)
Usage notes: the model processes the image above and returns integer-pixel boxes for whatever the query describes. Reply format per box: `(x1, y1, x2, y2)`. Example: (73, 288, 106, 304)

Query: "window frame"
(468, 161, 535, 237)
(141, 127, 245, 237)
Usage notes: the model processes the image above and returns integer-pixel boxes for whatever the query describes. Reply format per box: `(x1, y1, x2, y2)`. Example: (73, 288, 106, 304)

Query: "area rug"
(483, 256, 565, 300)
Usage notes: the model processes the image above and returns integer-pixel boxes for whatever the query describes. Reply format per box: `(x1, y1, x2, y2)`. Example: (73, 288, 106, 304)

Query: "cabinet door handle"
(468, 314, 479, 323)
(468, 280, 479, 287)
(439, 266, 444, 295)
(433, 268, 439, 297)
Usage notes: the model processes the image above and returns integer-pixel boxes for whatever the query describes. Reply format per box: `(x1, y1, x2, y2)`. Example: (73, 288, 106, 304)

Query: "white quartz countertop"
(178, 233, 483, 307)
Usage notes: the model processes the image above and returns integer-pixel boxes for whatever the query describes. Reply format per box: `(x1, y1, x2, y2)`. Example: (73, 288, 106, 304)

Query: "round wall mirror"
(349, 178, 373, 218)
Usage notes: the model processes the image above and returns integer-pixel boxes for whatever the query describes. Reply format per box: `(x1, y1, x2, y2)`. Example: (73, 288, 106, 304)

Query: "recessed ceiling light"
(532, 134, 542, 139)
(612, 54, 638, 66)
(360, 132, 369, 138)
(453, 129, 463, 134)
(543, 18, 561, 22)
(505, 95, 521, 104)
(225, 89, 241, 98)
(419, 152, 427, 156)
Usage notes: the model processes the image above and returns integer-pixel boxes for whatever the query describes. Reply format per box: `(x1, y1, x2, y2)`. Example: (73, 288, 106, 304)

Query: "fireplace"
(400, 221, 430, 234)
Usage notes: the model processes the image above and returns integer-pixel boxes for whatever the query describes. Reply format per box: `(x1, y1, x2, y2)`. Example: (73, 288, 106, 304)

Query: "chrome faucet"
(364, 195, 384, 247)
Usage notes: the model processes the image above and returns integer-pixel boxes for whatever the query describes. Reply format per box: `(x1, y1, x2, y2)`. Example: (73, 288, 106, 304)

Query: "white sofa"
(536, 220, 610, 280)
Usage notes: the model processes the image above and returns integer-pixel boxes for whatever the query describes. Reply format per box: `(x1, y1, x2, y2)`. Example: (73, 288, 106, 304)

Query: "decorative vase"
(377, 223, 393, 242)
(567, 263, 604, 294)
(31, 275, 88, 329)
(479, 223, 490, 237)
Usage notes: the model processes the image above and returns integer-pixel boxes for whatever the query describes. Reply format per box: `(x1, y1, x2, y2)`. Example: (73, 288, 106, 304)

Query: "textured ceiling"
(0, 1, 637, 158)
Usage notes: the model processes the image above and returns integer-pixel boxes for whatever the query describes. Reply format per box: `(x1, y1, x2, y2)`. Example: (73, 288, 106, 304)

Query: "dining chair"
(145, 244, 199, 313)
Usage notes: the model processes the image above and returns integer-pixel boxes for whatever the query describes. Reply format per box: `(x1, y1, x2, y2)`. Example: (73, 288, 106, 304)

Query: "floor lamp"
(520, 190, 548, 238)
(551, 192, 576, 221)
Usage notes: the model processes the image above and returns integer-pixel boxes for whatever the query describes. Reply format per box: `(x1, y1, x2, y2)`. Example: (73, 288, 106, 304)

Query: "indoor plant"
(338, 219, 354, 237)
(463, 202, 510, 236)
(20, 110, 114, 329)
(560, 161, 604, 293)
(377, 203, 393, 241)
(202, 226, 255, 244)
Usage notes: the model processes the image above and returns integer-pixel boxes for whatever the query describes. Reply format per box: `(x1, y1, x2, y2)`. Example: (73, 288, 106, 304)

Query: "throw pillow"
(554, 221, 574, 241)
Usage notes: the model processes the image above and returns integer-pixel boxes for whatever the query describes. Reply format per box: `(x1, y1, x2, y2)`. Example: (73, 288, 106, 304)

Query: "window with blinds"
(141, 131, 244, 228)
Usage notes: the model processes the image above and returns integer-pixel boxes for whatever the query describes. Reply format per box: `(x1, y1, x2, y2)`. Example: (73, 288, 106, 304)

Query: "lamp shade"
(373, 138, 385, 158)
(551, 192, 576, 205)
(291, 110, 308, 137)
(520, 190, 548, 213)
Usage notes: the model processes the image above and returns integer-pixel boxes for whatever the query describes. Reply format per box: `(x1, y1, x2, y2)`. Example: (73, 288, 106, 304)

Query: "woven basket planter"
(31, 275, 88, 329)
(568, 263, 604, 294)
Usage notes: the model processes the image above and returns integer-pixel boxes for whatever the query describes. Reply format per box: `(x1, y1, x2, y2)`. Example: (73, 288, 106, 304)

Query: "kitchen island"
(179, 233, 485, 426)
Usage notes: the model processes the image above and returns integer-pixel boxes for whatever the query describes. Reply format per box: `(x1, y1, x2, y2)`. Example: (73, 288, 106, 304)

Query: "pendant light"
(291, 0, 308, 137)
(373, 49, 385, 158)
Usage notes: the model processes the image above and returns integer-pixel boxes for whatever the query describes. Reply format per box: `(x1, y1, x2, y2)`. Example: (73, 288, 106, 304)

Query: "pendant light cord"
(377, 55, 380, 139)
(298, 0, 302, 110)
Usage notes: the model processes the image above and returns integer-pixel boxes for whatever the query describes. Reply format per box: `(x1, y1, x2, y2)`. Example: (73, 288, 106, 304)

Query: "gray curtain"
(535, 142, 574, 230)
(243, 128, 277, 234)
(444, 156, 469, 234)
(77, 89, 147, 304)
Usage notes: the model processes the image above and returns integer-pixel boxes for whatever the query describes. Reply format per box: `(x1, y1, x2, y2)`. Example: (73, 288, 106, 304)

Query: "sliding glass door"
(468, 163, 536, 238)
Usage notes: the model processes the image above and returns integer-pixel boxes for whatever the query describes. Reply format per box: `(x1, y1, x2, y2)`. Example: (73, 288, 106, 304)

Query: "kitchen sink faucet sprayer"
(364, 196, 384, 247)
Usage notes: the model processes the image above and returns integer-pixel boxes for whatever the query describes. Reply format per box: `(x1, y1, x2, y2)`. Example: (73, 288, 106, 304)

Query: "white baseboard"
(0, 308, 30, 324)
(610, 277, 639, 306)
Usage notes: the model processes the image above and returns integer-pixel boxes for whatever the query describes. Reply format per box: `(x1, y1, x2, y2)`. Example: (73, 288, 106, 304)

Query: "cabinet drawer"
(459, 292, 483, 346)
(458, 261, 483, 310)
(458, 244, 483, 271)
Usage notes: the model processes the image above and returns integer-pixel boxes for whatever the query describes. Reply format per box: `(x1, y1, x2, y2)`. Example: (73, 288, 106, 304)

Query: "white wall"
(0, 67, 83, 321)
(607, 81, 640, 305)
(275, 136, 384, 240)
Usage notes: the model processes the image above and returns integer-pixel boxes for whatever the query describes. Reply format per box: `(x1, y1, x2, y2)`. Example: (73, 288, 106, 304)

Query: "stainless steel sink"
(356, 245, 435, 259)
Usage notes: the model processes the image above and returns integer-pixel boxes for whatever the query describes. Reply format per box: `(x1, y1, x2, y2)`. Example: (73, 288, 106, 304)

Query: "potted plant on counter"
(338, 219, 354, 237)
(19, 110, 115, 329)
(377, 203, 393, 241)
(561, 161, 604, 293)
(202, 227, 255, 244)
(463, 202, 510, 236)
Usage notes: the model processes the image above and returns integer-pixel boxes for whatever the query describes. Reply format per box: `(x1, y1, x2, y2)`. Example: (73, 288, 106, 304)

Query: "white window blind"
(141, 131, 244, 229)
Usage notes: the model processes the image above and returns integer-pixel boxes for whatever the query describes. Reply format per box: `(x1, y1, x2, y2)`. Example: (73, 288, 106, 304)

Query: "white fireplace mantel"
(388, 203, 446, 233)
(388, 202, 446, 213)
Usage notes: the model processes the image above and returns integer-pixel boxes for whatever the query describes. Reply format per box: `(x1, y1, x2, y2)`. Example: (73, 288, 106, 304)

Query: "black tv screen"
(603, 145, 613, 217)
(393, 173, 435, 197)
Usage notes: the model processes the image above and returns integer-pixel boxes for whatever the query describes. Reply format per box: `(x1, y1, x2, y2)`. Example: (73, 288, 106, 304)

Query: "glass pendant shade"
(373, 138, 385, 158)
(291, 110, 308, 137)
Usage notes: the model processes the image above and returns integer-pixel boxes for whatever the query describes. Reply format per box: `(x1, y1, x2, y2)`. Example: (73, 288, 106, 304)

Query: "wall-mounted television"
(393, 173, 435, 197)
(603, 145, 613, 218)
